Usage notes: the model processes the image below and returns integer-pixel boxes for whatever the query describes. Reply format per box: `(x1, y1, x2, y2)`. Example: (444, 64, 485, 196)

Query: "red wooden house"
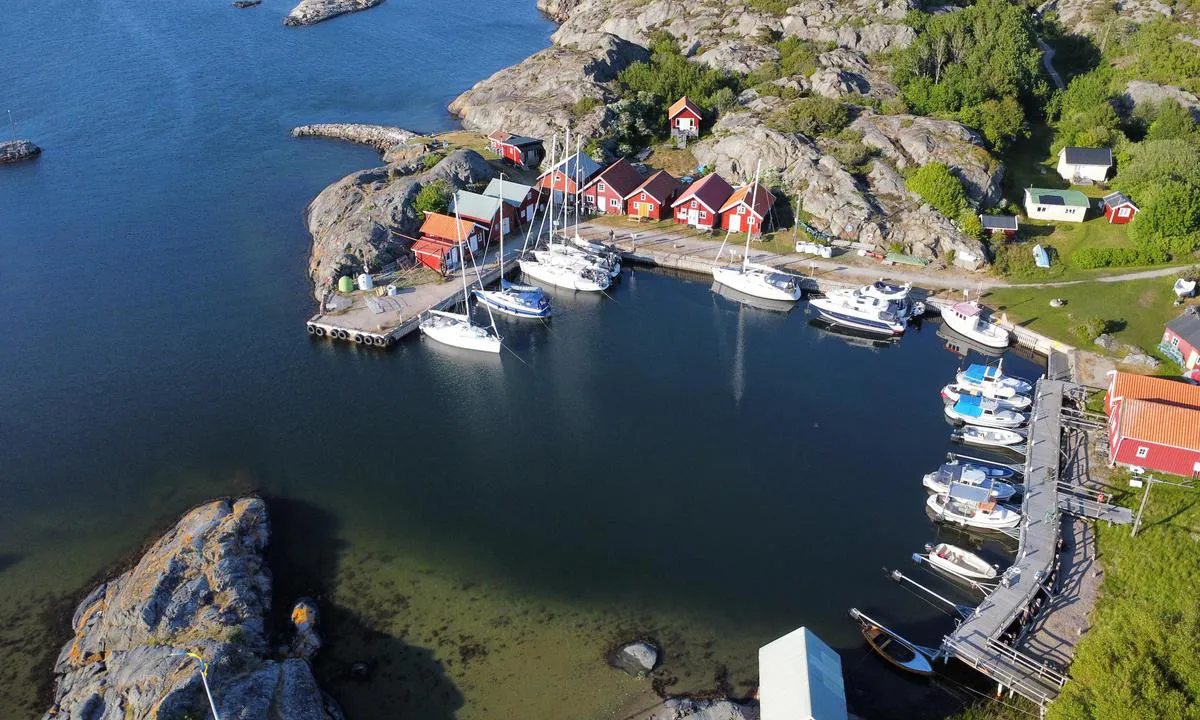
(625, 170, 681, 220)
(483, 178, 539, 225)
(1161, 306, 1200, 370)
(671, 174, 734, 231)
(1106, 371, 1200, 477)
(719, 181, 775, 236)
(580, 158, 643, 215)
(451, 190, 519, 240)
(414, 213, 484, 273)
(1102, 192, 1139, 224)
(537, 151, 603, 205)
(487, 131, 545, 169)
(980, 215, 1019, 238)
(669, 97, 702, 136)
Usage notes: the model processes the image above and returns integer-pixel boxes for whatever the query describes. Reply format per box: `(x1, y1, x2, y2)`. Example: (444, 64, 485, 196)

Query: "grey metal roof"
(1102, 191, 1136, 208)
(482, 178, 535, 207)
(544, 151, 602, 181)
(1167, 306, 1200, 345)
(503, 134, 542, 148)
(451, 191, 504, 222)
(1062, 147, 1113, 167)
(980, 215, 1019, 230)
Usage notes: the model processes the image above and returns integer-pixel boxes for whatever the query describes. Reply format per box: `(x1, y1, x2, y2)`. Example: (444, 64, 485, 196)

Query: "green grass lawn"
(984, 279, 1182, 353)
(995, 217, 1151, 283)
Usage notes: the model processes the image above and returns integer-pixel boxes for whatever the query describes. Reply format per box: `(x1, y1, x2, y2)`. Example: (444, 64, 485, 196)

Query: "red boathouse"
(580, 158, 643, 215)
(1106, 371, 1200, 477)
(625, 170, 682, 220)
(671, 174, 734, 231)
(486, 131, 545, 169)
(719, 180, 776, 236)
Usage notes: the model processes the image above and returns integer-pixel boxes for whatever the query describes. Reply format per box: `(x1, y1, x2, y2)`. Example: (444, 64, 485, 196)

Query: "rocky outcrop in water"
(284, 0, 383, 26)
(43, 498, 342, 720)
(1, 139, 41, 164)
(292, 123, 420, 154)
(305, 148, 493, 300)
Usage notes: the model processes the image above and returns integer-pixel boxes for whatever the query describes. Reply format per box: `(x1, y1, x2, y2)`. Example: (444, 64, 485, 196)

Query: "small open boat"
(944, 395, 1028, 429)
(943, 457, 1018, 479)
(953, 424, 1027, 448)
(923, 464, 1020, 502)
(849, 608, 935, 676)
(921, 542, 999, 581)
(1175, 278, 1197, 299)
(941, 383, 1031, 410)
(927, 483, 1021, 529)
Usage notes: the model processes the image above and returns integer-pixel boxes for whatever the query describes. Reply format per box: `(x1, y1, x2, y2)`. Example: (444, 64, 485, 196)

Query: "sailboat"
(419, 206, 503, 353)
(471, 175, 552, 319)
(710, 161, 801, 303)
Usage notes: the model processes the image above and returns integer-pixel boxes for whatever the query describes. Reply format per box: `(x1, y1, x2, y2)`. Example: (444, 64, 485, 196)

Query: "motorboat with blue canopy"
(944, 394, 1028, 428)
(957, 361, 1034, 396)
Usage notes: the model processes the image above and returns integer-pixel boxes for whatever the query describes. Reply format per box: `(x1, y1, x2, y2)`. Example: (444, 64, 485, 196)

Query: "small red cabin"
(670, 174, 734, 231)
(1102, 191, 1139, 225)
(668, 97, 702, 136)
(980, 215, 1019, 238)
(487, 131, 545, 169)
(452, 190, 519, 240)
(1106, 371, 1200, 477)
(537, 151, 603, 205)
(1161, 306, 1200, 370)
(719, 181, 775, 236)
(581, 158, 643, 215)
(483, 178, 539, 226)
(415, 213, 483, 273)
(625, 170, 682, 221)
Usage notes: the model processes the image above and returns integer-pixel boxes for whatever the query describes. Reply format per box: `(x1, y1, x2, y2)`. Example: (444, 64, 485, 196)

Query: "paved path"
(579, 223, 1190, 291)
(1037, 38, 1066, 90)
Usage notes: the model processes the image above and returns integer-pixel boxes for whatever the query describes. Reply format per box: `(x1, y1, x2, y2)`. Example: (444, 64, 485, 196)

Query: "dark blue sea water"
(0, 2, 1044, 718)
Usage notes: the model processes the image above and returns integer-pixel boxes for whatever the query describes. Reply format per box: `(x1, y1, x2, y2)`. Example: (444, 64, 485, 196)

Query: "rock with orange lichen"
(43, 498, 342, 720)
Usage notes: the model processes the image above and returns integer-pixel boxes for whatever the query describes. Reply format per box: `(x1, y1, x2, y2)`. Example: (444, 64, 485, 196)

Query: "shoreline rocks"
(1, 139, 41, 164)
(292, 123, 421, 156)
(609, 640, 659, 677)
(285, 0, 384, 26)
(43, 498, 342, 720)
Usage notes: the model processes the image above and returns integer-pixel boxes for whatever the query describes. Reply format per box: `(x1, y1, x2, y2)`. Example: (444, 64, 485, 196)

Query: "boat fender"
(353, 334, 364, 344)
(313, 327, 324, 337)
(306, 324, 316, 335)
(339, 330, 349, 340)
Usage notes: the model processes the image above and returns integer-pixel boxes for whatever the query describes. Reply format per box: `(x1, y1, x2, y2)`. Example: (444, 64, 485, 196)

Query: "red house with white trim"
(580, 158, 643, 215)
(537, 151, 603, 205)
(1106, 371, 1200, 477)
(671, 174, 734, 231)
(719, 181, 776, 236)
(1102, 191, 1139, 224)
(669, 97, 702, 136)
(487, 131, 545, 169)
(1160, 306, 1200, 370)
(625, 170, 682, 220)
(415, 213, 484, 273)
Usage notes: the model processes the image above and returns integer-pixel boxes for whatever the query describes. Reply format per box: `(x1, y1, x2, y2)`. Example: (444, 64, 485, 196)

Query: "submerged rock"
(284, 0, 383, 26)
(304, 148, 493, 300)
(663, 697, 760, 720)
(610, 640, 659, 676)
(1, 139, 41, 164)
(42, 498, 342, 720)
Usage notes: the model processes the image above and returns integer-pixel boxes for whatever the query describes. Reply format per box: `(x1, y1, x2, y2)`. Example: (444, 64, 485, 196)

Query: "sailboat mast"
(454, 199, 471, 310)
(742, 160, 762, 271)
(574, 133, 581, 236)
(498, 173, 505, 276)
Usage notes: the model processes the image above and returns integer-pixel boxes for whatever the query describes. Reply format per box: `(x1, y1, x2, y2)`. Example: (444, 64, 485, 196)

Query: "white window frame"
(1118, 207, 1130, 218)
(1136, 446, 1149, 459)
(610, 198, 620, 208)
(699, 210, 707, 220)
(597, 182, 606, 192)
(1171, 335, 1181, 348)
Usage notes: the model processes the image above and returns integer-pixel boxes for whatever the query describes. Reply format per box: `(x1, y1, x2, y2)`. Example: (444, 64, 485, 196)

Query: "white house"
(759, 626, 847, 720)
(1024, 187, 1090, 223)
(1056, 147, 1113, 184)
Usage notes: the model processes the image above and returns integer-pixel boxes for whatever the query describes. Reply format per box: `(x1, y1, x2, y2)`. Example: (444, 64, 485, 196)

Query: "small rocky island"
(285, 0, 384, 26)
(1, 139, 41, 164)
(43, 498, 342, 720)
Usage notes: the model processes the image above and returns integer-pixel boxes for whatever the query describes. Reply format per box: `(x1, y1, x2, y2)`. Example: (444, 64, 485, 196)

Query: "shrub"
(569, 96, 602, 119)
(906, 162, 967, 218)
(1127, 179, 1200, 254)
(958, 209, 984, 239)
(1071, 314, 1108, 341)
(768, 96, 849, 136)
(1070, 246, 1170, 268)
(413, 180, 452, 216)
(991, 241, 1038, 276)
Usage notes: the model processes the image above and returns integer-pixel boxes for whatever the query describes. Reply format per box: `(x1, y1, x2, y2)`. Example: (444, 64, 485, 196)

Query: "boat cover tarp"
(953, 395, 984, 417)
(948, 482, 993, 503)
(758, 627, 848, 720)
(962, 364, 998, 383)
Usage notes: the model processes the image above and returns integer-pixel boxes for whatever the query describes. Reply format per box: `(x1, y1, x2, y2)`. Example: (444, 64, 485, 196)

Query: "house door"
(728, 214, 741, 233)
(687, 208, 699, 225)
(503, 217, 511, 234)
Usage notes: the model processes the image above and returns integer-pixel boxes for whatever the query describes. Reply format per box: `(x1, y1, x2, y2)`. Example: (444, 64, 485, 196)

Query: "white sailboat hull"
(534, 246, 620, 278)
(419, 311, 501, 353)
(711, 265, 801, 302)
(519, 258, 609, 292)
(472, 288, 552, 319)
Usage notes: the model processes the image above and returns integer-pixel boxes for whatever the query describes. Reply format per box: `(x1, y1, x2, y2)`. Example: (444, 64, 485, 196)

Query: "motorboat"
(940, 301, 1009, 349)
(709, 161, 802, 303)
(942, 456, 1018, 480)
(519, 257, 611, 292)
(956, 361, 1034, 397)
(419, 309, 502, 353)
(937, 322, 1006, 358)
(952, 425, 1027, 449)
(471, 176, 552, 319)
(919, 542, 999, 581)
(849, 608, 935, 676)
(940, 383, 1031, 411)
(927, 483, 1021, 529)
(856, 280, 926, 319)
(809, 293, 906, 335)
(922, 463, 1020, 502)
(809, 318, 900, 349)
(944, 395, 1028, 428)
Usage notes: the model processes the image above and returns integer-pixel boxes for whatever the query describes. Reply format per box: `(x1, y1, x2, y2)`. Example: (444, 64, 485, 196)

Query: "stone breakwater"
(284, 0, 384, 26)
(42, 498, 342, 720)
(1, 139, 41, 164)
(292, 123, 420, 155)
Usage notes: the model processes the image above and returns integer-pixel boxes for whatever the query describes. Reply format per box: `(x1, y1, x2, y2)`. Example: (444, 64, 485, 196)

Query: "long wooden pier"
(305, 249, 517, 348)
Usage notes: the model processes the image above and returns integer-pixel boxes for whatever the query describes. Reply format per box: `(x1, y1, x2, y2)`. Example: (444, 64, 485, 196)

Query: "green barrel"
(338, 276, 354, 293)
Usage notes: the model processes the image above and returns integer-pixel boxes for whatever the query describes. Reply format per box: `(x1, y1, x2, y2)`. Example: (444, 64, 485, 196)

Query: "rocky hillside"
(43, 498, 342, 720)
(305, 148, 494, 300)
(452, 0, 991, 270)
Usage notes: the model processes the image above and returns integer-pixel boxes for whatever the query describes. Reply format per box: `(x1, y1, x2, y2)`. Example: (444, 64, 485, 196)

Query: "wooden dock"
(305, 249, 517, 348)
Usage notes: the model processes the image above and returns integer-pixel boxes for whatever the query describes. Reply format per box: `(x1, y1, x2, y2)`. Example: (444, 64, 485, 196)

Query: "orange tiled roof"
(419, 212, 478, 242)
(668, 96, 701, 119)
(719, 182, 776, 215)
(1118, 398, 1200, 449)
(1110, 371, 1200, 408)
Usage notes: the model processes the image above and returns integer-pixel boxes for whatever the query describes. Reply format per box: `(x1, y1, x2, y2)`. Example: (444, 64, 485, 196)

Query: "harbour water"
(1, 2, 1042, 717)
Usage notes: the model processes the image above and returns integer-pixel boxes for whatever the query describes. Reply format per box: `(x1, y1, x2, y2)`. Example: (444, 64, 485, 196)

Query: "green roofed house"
(1023, 187, 1090, 223)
